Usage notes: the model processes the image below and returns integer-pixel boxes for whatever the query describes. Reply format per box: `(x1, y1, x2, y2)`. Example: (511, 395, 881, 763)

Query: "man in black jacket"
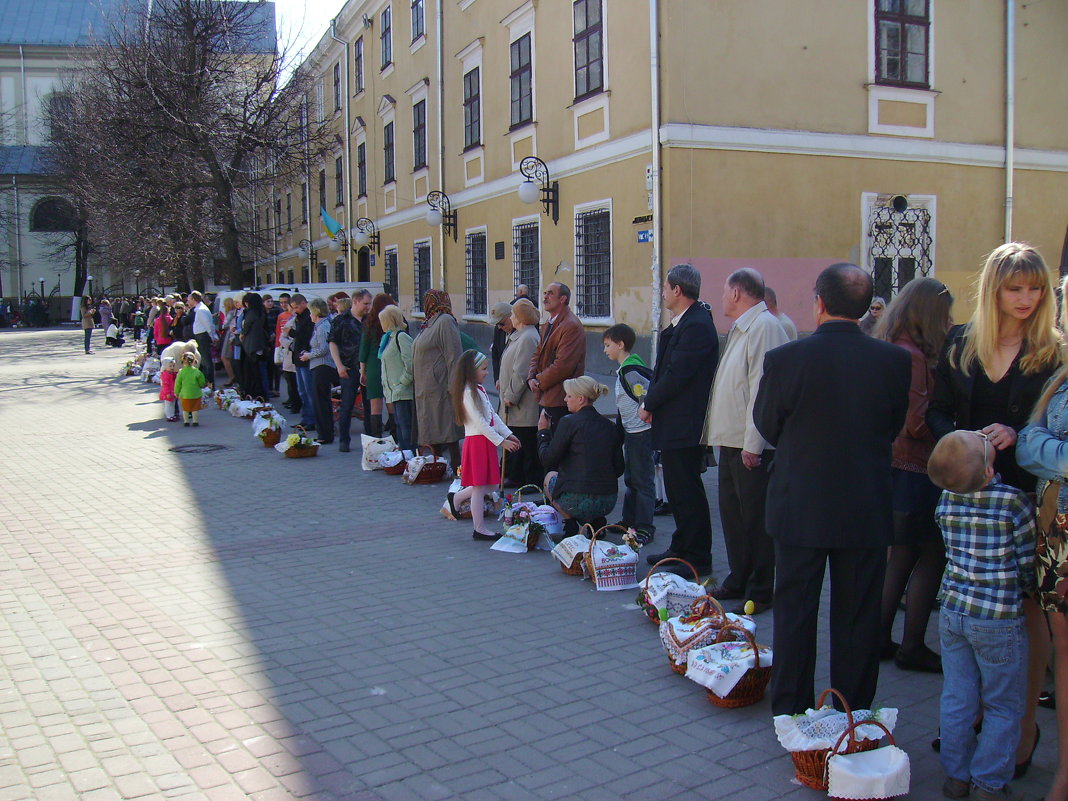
(640, 264, 720, 575)
(753, 263, 911, 715)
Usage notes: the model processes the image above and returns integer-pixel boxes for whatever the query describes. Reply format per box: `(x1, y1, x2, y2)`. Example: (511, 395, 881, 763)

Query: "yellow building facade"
(256, 0, 1068, 342)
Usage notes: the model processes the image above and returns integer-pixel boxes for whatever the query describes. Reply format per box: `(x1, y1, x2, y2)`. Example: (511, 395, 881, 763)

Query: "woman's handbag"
(273, 345, 284, 365)
(826, 720, 909, 801)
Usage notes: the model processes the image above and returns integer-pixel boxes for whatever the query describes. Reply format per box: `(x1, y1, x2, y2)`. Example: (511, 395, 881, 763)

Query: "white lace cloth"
(659, 613, 756, 666)
(644, 572, 707, 618)
(773, 707, 899, 752)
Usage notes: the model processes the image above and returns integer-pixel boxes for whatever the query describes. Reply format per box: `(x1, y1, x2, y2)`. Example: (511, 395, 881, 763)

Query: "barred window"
(302, 265, 310, 283)
(465, 232, 488, 316)
(357, 142, 367, 197)
(317, 262, 327, 283)
(335, 259, 345, 282)
(510, 34, 532, 128)
(413, 242, 432, 311)
(383, 122, 395, 184)
(512, 221, 540, 299)
(875, 0, 929, 88)
(575, 209, 611, 317)
(463, 67, 480, 150)
(354, 38, 364, 94)
(381, 6, 393, 68)
(573, 0, 603, 101)
(384, 248, 398, 298)
(287, 269, 294, 284)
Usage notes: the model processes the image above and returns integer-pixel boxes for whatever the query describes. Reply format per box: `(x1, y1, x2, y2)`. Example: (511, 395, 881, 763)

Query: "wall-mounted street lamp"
(328, 227, 348, 252)
(353, 217, 380, 253)
(38, 277, 45, 297)
(426, 190, 457, 242)
(86, 274, 94, 296)
(299, 238, 318, 265)
(518, 156, 559, 225)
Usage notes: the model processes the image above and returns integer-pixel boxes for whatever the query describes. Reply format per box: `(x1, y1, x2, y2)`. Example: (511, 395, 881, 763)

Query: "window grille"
(575, 209, 611, 317)
(867, 201, 933, 302)
(875, 0, 929, 88)
(287, 269, 294, 284)
(413, 242, 431, 311)
(335, 260, 345, 282)
(302, 265, 310, 283)
(384, 248, 398, 298)
(317, 263, 327, 283)
(512, 221, 540, 299)
(465, 232, 488, 316)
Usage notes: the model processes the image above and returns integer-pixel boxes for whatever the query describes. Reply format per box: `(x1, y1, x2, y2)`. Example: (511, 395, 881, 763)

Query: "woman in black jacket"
(926, 242, 1061, 773)
(537, 376, 624, 535)
(239, 292, 269, 398)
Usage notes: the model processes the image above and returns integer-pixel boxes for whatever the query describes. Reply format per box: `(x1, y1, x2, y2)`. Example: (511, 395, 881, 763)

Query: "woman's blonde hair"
(1033, 272, 1068, 422)
(379, 304, 407, 332)
(511, 298, 540, 326)
(222, 296, 235, 312)
(563, 376, 609, 403)
(952, 242, 1060, 377)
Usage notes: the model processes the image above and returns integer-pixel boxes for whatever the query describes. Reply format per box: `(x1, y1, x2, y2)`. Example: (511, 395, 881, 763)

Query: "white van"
(211, 282, 384, 314)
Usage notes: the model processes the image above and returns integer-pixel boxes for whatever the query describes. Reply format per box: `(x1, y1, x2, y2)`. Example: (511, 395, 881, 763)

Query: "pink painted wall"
(680, 257, 842, 332)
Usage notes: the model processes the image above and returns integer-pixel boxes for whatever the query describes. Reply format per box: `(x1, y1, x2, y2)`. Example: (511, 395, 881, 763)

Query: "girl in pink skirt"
(449, 350, 521, 539)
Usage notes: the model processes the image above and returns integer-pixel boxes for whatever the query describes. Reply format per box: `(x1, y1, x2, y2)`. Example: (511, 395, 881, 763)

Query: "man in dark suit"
(640, 264, 720, 574)
(753, 263, 911, 715)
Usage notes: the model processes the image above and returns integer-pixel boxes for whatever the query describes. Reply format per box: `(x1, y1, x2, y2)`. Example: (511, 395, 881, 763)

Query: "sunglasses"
(870, 305, 884, 311)
(973, 430, 990, 465)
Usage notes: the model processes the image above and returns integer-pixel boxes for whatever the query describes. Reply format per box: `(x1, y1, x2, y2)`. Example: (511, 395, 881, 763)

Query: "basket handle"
(829, 718, 894, 755)
(294, 425, 311, 438)
(419, 445, 437, 459)
(644, 558, 701, 593)
(513, 483, 544, 504)
(681, 593, 726, 624)
(714, 622, 762, 670)
(815, 687, 857, 734)
(586, 523, 637, 556)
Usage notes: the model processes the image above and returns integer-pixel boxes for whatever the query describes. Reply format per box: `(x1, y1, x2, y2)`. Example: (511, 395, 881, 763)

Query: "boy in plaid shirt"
(928, 430, 1036, 801)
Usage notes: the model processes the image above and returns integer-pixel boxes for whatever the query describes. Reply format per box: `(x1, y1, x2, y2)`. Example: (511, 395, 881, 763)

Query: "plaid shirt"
(937, 478, 1037, 619)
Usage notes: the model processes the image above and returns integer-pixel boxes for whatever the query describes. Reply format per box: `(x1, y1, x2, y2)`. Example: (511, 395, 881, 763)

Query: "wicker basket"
(791, 689, 882, 791)
(249, 396, 272, 415)
(665, 594, 727, 675)
(582, 523, 637, 584)
(557, 522, 590, 575)
(639, 558, 702, 623)
(507, 484, 546, 549)
(704, 623, 772, 709)
(260, 428, 281, 448)
(382, 458, 408, 475)
(826, 720, 898, 801)
(409, 446, 448, 484)
(282, 426, 319, 459)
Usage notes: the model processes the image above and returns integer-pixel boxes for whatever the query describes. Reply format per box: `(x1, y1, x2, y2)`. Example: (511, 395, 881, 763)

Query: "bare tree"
(49, 0, 325, 290)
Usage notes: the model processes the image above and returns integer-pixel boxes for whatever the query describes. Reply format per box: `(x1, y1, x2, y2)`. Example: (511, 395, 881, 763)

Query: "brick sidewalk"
(0, 328, 1055, 800)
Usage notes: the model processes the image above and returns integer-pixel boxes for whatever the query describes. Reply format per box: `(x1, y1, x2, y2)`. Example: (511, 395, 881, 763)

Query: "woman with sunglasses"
(928, 242, 1061, 777)
(859, 296, 886, 335)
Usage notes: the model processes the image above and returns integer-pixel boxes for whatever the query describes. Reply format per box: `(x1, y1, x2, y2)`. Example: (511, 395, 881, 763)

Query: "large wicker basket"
(827, 720, 899, 801)
(283, 426, 319, 459)
(791, 689, 882, 790)
(704, 623, 772, 709)
(557, 523, 590, 575)
(260, 428, 281, 448)
(639, 557, 702, 623)
(665, 595, 727, 675)
(408, 445, 448, 484)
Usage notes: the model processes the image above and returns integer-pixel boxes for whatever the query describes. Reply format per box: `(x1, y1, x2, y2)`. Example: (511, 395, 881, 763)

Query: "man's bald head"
(815, 263, 873, 320)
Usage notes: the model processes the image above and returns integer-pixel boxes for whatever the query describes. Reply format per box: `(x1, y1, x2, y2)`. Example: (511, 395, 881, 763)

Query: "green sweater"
(174, 365, 206, 399)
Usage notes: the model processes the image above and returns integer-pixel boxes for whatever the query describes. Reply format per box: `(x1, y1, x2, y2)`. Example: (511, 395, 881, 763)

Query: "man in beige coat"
(527, 282, 586, 431)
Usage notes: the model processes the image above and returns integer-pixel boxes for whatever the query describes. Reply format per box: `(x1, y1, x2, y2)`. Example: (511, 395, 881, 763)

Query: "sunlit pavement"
(0, 327, 1054, 800)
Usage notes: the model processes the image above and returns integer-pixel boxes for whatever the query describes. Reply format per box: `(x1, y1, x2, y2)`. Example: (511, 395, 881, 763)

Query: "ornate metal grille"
(413, 242, 431, 311)
(512, 222, 540, 298)
(575, 209, 611, 317)
(867, 201, 933, 302)
(384, 248, 398, 298)
(335, 260, 345, 282)
(465, 232, 488, 315)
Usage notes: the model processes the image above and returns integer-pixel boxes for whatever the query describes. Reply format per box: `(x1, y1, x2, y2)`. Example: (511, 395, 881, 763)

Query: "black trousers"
(312, 364, 338, 443)
(194, 333, 214, 386)
(540, 405, 568, 433)
(504, 426, 541, 488)
(770, 541, 887, 715)
(661, 445, 713, 567)
(718, 446, 775, 604)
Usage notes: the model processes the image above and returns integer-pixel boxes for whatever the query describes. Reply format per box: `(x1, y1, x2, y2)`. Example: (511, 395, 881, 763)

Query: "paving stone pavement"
(0, 327, 1057, 801)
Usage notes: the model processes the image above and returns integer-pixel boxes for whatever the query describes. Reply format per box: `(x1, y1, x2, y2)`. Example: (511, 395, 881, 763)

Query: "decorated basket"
(791, 689, 883, 791)
(281, 426, 319, 459)
(827, 720, 906, 801)
(582, 524, 640, 591)
(502, 485, 547, 549)
(406, 446, 448, 484)
(261, 428, 281, 448)
(551, 525, 592, 575)
(661, 594, 728, 675)
(638, 558, 705, 623)
(703, 623, 773, 709)
(382, 454, 408, 475)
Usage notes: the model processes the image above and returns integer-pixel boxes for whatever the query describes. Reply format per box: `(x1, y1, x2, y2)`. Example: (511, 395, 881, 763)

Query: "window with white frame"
(411, 0, 425, 41)
(315, 81, 325, 123)
(335, 259, 345, 282)
(412, 99, 427, 170)
(863, 193, 935, 302)
(383, 122, 395, 184)
(384, 247, 399, 298)
(354, 38, 364, 93)
(333, 62, 341, 111)
(381, 5, 393, 69)
(413, 242, 431, 311)
(463, 67, 481, 150)
(465, 232, 488, 315)
(334, 157, 344, 206)
(356, 142, 367, 198)
(512, 221, 540, 299)
(573, 0, 603, 101)
(875, 0, 930, 88)
(574, 207, 611, 318)
(300, 182, 308, 223)
(285, 192, 292, 230)
(510, 33, 532, 128)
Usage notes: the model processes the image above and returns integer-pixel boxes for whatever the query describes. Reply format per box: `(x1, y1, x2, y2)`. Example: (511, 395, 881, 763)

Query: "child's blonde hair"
(181, 351, 197, 365)
(928, 431, 991, 494)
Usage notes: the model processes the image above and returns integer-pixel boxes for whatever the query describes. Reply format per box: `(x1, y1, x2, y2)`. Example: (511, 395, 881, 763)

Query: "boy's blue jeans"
(622, 428, 656, 535)
(939, 609, 1026, 793)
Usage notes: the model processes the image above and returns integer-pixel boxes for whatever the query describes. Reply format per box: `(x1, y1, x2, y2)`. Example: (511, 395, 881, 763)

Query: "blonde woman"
(536, 376, 624, 537)
(927, 242, 1061, 775)
(218, 296, 239, 386)
(379, 305, 415, 451)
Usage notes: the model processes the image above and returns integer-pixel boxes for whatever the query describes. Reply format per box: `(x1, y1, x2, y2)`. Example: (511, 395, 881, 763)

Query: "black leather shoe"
(338, 444, 350, 452)
(646, 549, 682, 566)
(894, 646, 942, 674)
(472, 530, 500, 541)
(706, 585, 744, 601)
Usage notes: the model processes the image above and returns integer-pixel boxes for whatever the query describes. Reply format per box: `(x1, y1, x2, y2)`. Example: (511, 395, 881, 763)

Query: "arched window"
(30, 197, 78, 232)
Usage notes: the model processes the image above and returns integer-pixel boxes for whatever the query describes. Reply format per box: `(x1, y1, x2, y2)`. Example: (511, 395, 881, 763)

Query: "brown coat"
(527, 304, 586, 408)
(412, 312, 463, 445)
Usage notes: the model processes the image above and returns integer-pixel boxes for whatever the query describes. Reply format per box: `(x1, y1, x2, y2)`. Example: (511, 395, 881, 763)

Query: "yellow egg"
(743, 600, 755, 615)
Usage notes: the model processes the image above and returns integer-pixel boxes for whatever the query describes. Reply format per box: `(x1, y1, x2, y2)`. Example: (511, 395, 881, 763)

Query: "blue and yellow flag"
(320, 206, 342, 239)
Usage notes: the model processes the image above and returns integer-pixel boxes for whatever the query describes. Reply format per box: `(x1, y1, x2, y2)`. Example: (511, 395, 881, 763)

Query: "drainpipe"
(648, 0, 663, 362)
(435, 0, 446, 289)
(19, 46, 26, 143)
(1003, 0, 1015, 243)
(330, 17, 353, 277)
(13, 176, 23, 301)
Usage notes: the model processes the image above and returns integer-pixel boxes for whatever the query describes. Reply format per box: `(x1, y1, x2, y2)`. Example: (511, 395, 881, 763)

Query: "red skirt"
(460, 434, 501, 487)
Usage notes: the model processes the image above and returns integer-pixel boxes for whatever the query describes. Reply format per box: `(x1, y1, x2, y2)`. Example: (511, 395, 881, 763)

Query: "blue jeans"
(622, 427, 656, 534)
(337, 373, 360, 447)
(939, 610, 1026, 792)
(294, 365, 316, 428)
(392, 399, 414, 452)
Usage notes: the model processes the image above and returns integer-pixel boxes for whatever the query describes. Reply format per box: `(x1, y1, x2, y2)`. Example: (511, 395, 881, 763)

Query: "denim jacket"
(1017, 377, 1068, 513)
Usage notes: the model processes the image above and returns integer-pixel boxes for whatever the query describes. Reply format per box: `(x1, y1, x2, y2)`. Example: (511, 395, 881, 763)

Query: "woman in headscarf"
(412, 290, 463, 467)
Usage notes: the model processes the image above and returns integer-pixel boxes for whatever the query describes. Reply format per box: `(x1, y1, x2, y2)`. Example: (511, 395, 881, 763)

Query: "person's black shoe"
(646, 548, 682, 566)
(894, 646, 942, 674)
(339, 443, 350, 453)
(1039, 691, 1056, 710)
(472, 530, 500, 541)
(654, 500, 672, 516)
(881, 641, 900, 661)
(706, 585, 744, 601)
